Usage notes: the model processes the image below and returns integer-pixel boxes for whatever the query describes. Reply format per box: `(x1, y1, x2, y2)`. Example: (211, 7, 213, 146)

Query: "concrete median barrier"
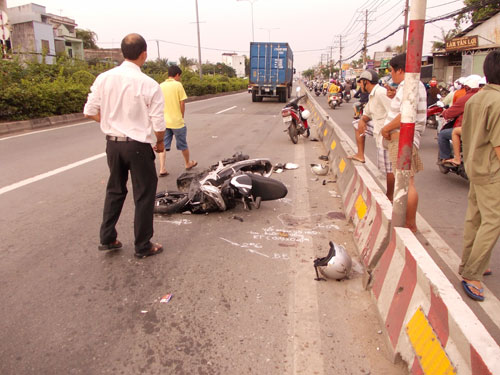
(302, 85, 500, 374)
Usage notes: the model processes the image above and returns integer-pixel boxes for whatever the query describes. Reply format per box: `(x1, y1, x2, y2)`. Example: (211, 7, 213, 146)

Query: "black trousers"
(100, 139, 158, 253)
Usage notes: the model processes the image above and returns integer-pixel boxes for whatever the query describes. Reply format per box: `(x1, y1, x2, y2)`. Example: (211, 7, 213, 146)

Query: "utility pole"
(363, 9, 368, 65)
(338, 35, 343, 79)
(402, 0, 410, 52)
(156, 40, 160, 59)
(329, 46, 334, 78)
(391, 0, 427, 227)
(195, 0, 203, 79)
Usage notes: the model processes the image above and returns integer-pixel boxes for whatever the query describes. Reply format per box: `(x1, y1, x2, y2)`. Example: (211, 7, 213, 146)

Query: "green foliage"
(455, 0, 500, 26)
(76, 29, 99, 50)
(302, 69, 315, 79)
(0, 56, 248, 122)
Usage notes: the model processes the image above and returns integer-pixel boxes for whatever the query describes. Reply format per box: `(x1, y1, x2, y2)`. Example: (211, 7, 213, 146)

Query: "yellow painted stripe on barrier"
(319, 121, 324, 128)
(323, 128, 328, 137)
(339, 158, 346, 173)
(406, 308, 456, 375)
(331, 140, 337, 150)
(354, 194, 367, 220)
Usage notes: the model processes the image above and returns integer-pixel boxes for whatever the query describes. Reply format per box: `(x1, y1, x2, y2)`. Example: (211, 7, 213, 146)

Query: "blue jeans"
(438, 128, 453, 160)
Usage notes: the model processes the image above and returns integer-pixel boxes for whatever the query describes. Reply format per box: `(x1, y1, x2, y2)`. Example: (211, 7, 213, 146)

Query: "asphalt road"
(0, 92, 406, 374)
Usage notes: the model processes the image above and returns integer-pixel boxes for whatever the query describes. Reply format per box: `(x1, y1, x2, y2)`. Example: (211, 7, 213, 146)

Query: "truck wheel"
(252, 89, 257, 102)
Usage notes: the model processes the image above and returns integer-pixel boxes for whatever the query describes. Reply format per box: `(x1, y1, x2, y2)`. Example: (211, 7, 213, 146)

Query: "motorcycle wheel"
(154, 192, 190, 214)
(288, 122, 299, 144)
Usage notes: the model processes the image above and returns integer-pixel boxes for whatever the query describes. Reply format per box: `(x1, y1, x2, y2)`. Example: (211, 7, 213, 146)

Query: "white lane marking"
(0, 153, 106, 196)
(215, 105, 237, 115)
(0, 121, 95, 141)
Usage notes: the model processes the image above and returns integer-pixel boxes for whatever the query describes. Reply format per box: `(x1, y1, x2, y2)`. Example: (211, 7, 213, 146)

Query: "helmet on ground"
(357, 69, 379, 84)
(310, 163, 329, 176)
(314, 241, 352, 280)
(301, 109, 311, 119)
(464, 74, 482, 89)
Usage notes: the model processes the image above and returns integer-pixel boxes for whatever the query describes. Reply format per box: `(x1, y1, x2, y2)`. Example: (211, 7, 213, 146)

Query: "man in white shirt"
(84, 33, 166, 259)
(381, 53, 426, 233)
(348, 69, 393, 200)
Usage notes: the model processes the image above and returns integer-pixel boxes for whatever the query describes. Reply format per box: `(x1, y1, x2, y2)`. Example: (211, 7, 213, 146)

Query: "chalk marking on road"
(154, 218, 192, 225)
(0, 153, 106, 196)
(219, 237, 269, 258)
(215, 106, 237, 115)
(0, 121, 95, 141)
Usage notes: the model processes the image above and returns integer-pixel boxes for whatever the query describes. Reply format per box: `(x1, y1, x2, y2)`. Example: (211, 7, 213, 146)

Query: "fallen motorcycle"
(154, 154, 287, 214)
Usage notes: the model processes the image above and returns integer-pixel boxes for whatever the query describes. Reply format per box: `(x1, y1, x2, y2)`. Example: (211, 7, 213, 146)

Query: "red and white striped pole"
(391, 0, 427, 227)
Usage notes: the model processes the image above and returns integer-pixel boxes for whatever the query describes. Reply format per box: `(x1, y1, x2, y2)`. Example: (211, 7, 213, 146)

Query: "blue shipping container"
(249, 42, 293, 102)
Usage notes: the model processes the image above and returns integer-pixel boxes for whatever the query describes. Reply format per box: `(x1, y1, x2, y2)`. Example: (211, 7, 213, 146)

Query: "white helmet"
(479, 76, 487, 86)
(314, 241, 352, 280)
(310, 163, 329, 176)
(301, 109, 310, 120)
(464, 74, 482, 89)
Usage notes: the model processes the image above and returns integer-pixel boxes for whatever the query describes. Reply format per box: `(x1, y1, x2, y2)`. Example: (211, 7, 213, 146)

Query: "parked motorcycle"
(154, 154, 287, 214)
(328, 92, 342, 109)
(281, 94, 311, 144)
(427, 101, 445, 129)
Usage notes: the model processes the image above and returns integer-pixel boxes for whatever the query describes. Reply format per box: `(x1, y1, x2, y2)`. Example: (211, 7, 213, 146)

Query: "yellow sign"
(354, 195, 367, 220)
(406, 308, 456, 375)
(339, 158, 346, 173)
(445, 36, 478, 52)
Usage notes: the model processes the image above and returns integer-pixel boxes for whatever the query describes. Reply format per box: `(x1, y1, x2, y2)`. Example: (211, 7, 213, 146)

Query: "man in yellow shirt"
(328, 80, 340, 93)
(158, 65, 197, 176)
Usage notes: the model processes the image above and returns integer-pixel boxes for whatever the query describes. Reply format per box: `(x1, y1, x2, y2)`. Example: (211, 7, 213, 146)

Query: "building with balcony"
(7, 3, 83, 63)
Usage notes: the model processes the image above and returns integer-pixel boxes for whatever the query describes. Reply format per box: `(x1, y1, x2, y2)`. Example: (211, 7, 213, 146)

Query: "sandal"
(186, 160, 198, 170)
(159, 171, 169, 177)
(347, 155, 365, 163)
(461, 280, 484, 302)
(98, 240, 122, 251)
(134, 243, 163, 259)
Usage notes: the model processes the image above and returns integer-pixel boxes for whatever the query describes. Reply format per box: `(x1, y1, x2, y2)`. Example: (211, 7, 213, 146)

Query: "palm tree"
(431, 27, 460, 52)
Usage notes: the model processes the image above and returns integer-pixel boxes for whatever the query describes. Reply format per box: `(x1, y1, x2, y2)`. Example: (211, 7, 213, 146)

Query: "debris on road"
(233, 215, 244, 222)
(311, 164, 329, 176)
(160, 294, 173, 303)
(318, 155, 329, 161)
(284, 163, 299, 170)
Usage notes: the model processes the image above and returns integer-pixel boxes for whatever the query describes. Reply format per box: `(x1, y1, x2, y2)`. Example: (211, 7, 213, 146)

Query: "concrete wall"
(7, 3, 45, 24)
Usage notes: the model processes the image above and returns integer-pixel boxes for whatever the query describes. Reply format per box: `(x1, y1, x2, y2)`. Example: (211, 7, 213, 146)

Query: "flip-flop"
(134, 243, 163, 259)
(442, 160, 460, 167)
(98, 240, 123, 251)
(483, 270, 492, 276)
(159, 172, 169, 177)
(347, 155, 365, 163)
(186, 161, 198, 170)
(461, 280, 484, 302)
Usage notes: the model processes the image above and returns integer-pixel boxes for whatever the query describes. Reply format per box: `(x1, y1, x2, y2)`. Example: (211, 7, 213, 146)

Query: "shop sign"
(445, 35, 478, 52)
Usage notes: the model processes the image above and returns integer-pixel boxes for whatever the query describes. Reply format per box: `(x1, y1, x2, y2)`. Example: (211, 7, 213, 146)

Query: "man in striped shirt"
(381, 53, 426, 233)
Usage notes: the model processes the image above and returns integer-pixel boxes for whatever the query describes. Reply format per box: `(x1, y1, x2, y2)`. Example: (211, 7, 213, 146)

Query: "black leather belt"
(106, 135, 132, 142)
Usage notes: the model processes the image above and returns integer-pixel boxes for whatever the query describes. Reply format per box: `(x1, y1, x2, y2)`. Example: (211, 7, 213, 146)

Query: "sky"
(6, 0, 466, 71)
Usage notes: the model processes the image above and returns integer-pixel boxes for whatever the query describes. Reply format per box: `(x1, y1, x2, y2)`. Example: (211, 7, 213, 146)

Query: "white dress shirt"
(84, 61, 165, 144)
(364, 84, 392, 149)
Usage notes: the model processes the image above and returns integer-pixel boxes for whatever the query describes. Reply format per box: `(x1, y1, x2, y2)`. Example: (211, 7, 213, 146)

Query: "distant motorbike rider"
(328, 80, 340, 93)
(353, 81, 369, 119)
(427, 78, 440, 107)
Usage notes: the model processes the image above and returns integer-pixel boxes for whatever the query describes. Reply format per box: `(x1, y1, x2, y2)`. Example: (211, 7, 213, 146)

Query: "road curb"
(0, 90, 247, 137)
(302, 85, 500, 374)
(0, 113, 85, 135)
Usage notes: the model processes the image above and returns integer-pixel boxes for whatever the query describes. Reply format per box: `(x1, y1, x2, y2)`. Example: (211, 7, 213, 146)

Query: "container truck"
(249, 42, 294, 103)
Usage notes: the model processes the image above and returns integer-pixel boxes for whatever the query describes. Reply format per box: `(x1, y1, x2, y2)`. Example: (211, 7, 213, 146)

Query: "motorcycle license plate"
(282, 116, 292, 123)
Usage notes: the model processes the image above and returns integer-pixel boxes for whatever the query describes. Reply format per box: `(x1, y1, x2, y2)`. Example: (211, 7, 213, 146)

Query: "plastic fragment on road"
(284, 163, 299, 170)
(160, 293, 173, 303)
(141, 310, 148, 314)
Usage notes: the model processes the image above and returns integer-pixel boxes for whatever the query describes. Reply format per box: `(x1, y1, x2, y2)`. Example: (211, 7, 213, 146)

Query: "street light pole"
(237, 0, 257, 42)
(258, 27, 279, 42)
(195, 0, 203, 79)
